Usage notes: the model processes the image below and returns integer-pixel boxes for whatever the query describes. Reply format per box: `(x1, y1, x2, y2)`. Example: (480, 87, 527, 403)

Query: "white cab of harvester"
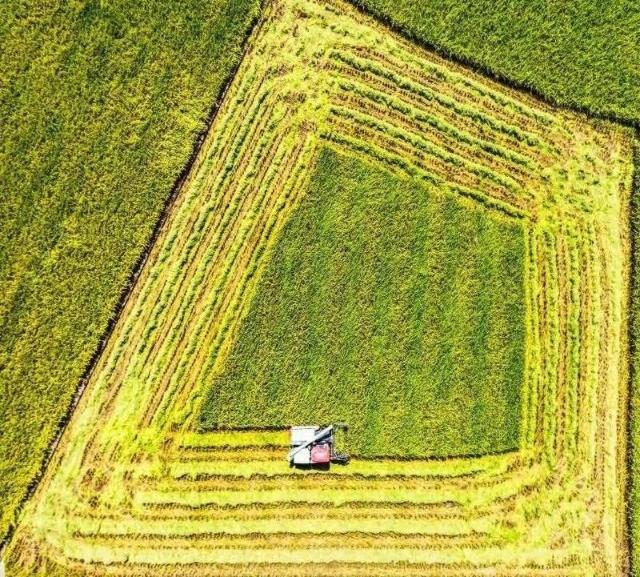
(289, 426, 317, 465)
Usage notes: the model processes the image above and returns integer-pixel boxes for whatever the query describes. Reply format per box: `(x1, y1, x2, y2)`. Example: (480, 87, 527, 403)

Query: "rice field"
(3, 0, 635, 574)
(199, 148, 527, 458)
(0, 0, 259, 541)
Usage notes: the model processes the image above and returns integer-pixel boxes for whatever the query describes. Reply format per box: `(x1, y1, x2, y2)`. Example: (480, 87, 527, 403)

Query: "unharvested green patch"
(200, 148, 526, 457)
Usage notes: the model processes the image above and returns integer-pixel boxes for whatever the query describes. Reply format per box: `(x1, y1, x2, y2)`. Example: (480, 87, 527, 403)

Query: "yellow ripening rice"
(4, 0, 634, 575)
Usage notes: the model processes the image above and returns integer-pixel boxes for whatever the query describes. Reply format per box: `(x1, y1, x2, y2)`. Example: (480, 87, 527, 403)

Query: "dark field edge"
(346, 0, 640, 131)
(0, 7, 263, 556)
(628, 134, 640, 577)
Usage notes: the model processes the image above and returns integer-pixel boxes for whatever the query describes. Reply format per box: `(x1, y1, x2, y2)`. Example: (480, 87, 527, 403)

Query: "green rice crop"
(0, 0, 259, 540)
(200, 148, 525, 458)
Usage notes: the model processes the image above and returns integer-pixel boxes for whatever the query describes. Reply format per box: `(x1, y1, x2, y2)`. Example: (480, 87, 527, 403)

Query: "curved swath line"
(327, 104, 528, 205)
(328, 49, 550, 153)
(51, 444, 552, 560)
(536, 212, 629, 574)
(70, 98, 620, 577)
(329, 91, 537, 185)
(342, 45, 560, 146)
(321, 130, 529, 220)
(327, 72, 549, 172)
(516, 224, 607, 554)
(326, 115, 529, 214)
(61, 462, 552, 564)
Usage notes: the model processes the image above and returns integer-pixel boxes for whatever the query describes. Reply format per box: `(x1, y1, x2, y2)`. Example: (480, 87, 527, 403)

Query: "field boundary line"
(0, 4, 264, 556)
(344, 0, 640, 129)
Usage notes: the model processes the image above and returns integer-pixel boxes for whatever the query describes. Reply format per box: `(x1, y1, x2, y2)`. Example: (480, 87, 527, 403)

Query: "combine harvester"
(289, 424, 349, 467)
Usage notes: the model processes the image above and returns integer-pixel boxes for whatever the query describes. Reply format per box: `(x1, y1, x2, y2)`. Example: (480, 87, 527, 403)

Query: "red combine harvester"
(288, 424, 349, 467)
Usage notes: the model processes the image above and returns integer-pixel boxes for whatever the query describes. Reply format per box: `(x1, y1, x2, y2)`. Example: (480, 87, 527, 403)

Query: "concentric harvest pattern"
(4, 0, 635, 575)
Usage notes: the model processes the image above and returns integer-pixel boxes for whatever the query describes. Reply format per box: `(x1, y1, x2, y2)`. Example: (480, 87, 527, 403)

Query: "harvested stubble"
(4, 0, 634, 575)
